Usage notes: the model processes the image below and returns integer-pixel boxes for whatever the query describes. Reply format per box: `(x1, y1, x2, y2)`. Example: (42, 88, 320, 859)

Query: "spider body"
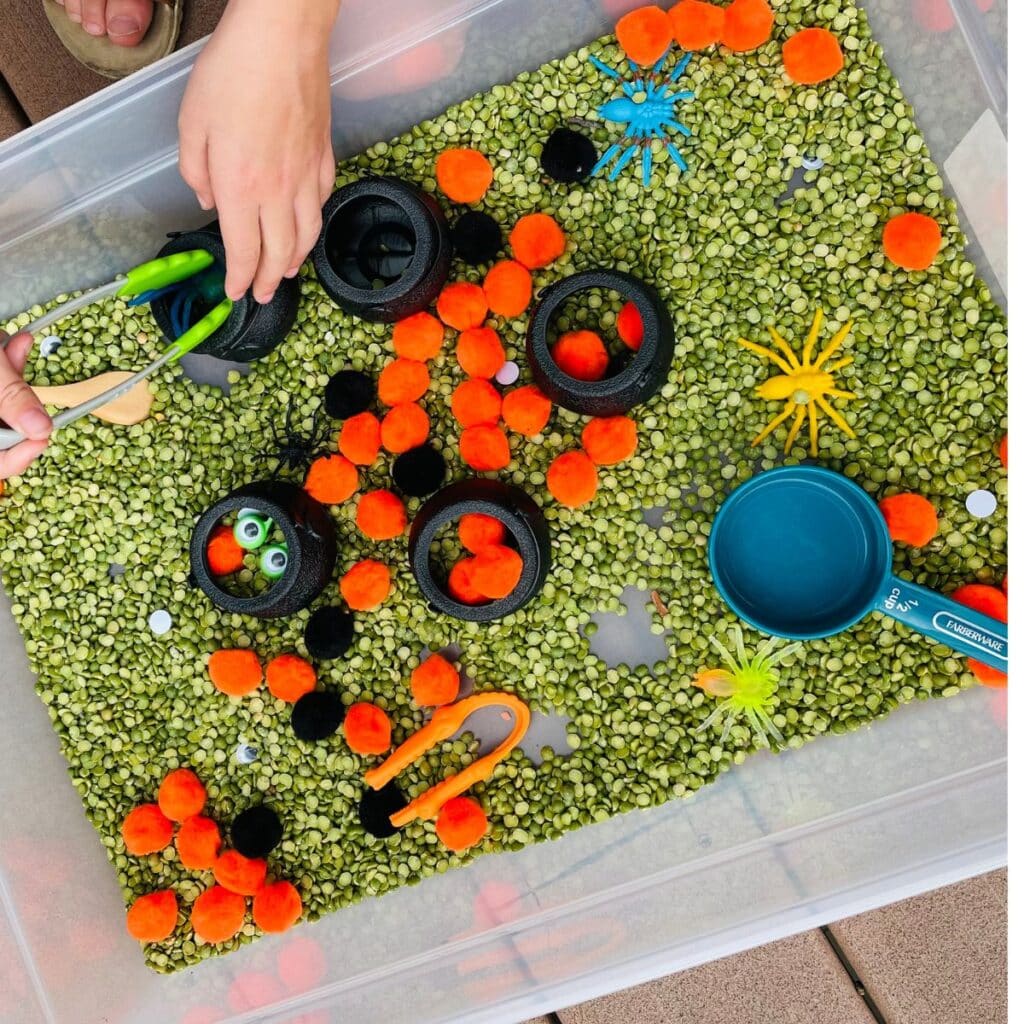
(255, 399, 331, 478)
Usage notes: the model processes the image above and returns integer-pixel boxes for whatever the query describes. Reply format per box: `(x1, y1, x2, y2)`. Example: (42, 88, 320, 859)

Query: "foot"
(52, 0, 155, 48)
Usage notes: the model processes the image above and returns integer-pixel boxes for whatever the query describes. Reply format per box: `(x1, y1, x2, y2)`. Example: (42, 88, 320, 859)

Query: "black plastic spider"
(254, 398, 331, 478)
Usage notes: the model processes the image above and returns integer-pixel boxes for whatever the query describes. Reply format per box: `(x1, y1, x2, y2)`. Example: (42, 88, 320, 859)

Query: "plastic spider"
(694, 625, 800, 749)
(255, 399, 330, 477)
(590, 48, 695, 186)
(738, 308, 858, 457)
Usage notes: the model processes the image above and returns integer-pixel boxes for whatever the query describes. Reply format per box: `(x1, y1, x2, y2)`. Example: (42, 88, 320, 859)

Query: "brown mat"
(0, 0, 228, 124)
(0, 75, 28, 141)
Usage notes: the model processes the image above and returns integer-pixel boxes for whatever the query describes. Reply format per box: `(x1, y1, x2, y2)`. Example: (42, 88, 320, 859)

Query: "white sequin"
(148, 610, 173, 635)
(495, 361, 521, 385)
(965, 489, 997, 518)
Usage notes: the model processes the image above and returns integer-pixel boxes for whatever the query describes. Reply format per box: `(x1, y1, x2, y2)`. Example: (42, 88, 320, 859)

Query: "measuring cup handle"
(875, 576, 1007, 672)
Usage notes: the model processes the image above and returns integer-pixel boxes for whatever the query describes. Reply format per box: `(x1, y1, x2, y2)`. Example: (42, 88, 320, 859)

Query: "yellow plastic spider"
(738, 309, 858, 456)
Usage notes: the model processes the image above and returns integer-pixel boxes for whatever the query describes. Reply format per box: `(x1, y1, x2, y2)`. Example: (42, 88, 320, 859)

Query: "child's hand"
(177, 0, 339, 305)
(0, 332, 51, 480)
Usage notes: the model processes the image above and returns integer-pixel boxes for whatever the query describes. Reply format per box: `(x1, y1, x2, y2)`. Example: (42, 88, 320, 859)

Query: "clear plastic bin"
(0, 2, 1007, 1022)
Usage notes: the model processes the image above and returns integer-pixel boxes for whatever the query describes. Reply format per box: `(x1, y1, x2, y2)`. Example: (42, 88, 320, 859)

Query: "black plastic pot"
(313, 176, 452, 323)
(527, 269, 676, 416)
(150, 224, 300, 363)
(409, 479, 550, 622)
(190, 480, 337, 619)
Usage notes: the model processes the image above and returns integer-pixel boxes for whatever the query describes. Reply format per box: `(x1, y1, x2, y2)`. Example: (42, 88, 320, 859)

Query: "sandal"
(42, 0, 183, 81)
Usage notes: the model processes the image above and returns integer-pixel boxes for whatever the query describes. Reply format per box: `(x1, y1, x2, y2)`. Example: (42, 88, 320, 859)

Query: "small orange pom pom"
(722, 0, 774, 52)
(668, 0, 725, 50)
(448, 558, 489, 605)
(952, 584, 1008, 688)
(502, 385, 552, 436)
(459, 513, 506, 553)
(452, 379, 502, 428)
(783, 27, 844, 84)
(437, 282, 488, 331)
(615, 5, 674, 66)
(616, 301, 643, 352)
(344, 702, 392, 755)
(176, 816, 222, 870)
(122, 804, 174, 856)
(206, 525, 244, 576)
(304, 455, 358, 505)
(378, 358, 430, 406)
(355, 490, 407, 540)
(467, 545, 523, 600)
(582, 416, 638, 465)
(191, 885, 246, 944)
(127, 889, 178, 943)
(340, 560, 391, 610)
(339, 411, 382, 466)
(999, 434, 1008, 469)
(381, 402, 430, 453)
(435, 796, 488, 851)
(208, 649, 263, 697)
(878, 493, 939, 547)
(552, 330, 609, 382)
(266, 654, 317, 703)
(547, 451, 599, 508)
(436, 149, 494, 204)
(460, 424, 511, 471)
(882, 212, 943, 271)
(483, 261, 533, 319)
(213, 850, 267, 896)
(252, 881, 303, 934)
(509, 213, 566, 270)
(457, 327, 506, 379)
(411, 653, 461, 706)
(158, 768, 206, 822)
(393, 312, 445, 361)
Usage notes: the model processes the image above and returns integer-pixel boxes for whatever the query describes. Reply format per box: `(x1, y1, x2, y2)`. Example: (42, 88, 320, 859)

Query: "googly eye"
(234, 511, 272, 550)
(260, 544, 289, 580)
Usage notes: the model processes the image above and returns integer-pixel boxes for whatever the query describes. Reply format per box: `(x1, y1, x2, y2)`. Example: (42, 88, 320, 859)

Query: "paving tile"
(830, 869, 1007, 1024)
(0, 75, 27, 142)
(558, 929, 875, 1024)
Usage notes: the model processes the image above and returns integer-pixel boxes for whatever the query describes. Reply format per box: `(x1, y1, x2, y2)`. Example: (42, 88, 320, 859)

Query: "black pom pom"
(231, 805, 284, 859)
(541, 128, 598, 184)
(304, 605, 355, 661)
(325, 370, 375, 420)
(291, 691, 345, 741)
(392, 445, 447, 498)
(359, 781, 407, 839)
(452, 211, 503, 265)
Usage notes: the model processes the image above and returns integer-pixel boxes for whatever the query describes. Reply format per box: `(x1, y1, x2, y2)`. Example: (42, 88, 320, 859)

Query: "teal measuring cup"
(708, 466, 1008, 671)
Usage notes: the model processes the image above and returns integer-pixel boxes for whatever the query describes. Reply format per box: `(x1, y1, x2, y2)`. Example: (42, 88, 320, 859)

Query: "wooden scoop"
(31, 371, 154, 426)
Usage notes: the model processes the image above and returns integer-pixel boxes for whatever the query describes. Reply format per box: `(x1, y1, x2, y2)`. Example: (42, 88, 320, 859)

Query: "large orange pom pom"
(122, 803, 174, 855)
(176, 816, 222, 870)
(452, 379, 502, 428)
(782, 27, 844, 84)
(435, 796, 489, 851)
(882, 212, 943, 271)
(668, 1, 725, 50)
(878, 493, 939, 547)
(378, 358, 430, 406)
(582, 416, 638, 465)
(722, 0, 774, 52)
(952, 584, 1008, 688)
(266, 654, 317, 703)
(436, 149, 494, 204)
(411, 653, 461, 706)
(213, 850, 267, 896)
(304, 455, 358, 505)
(253, 881, 303, 934)
(344, 703, 392, 755)
(460, 424, 511, 471)
(191, 886, 246, 944)
(339, 411, 382, 465)
(509, 214, 566, 270)
(208, 648, 263, 697)
(355, 490, 408, 540)
(127, 889, 178, 943)
(547, 451, 599, 508)
(392, 311, 445, 361)
(502, 385, 552, 436)
(158, 768, 207, 822)
(615, 5, 674, 66)
(483, 261, 533, 318)
(206, 525, 244, 576)
(437, 282, 488, 331)
(340, 560, 391, 610)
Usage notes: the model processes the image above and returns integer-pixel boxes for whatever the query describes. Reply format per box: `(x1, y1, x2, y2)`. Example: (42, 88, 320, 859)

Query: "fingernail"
(67, 11, 81, 22)
(284, 267, 299, 279)
(256, 292, 274, 305)
(108, 16, 141, 37)
(84, 21, 105, 35)
(20, 409, 53, 440)
(198, 198, 213, 211)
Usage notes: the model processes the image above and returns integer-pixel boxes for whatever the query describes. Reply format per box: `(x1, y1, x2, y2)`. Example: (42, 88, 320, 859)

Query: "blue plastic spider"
(590, 49, 695, 187)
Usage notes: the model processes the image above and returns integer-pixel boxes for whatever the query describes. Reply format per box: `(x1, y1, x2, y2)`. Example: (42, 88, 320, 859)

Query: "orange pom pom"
(266, 654, 317, 703)
(158, 768, 206, 822)
(378, 358, 430, 406)
(122, 804, 173, 856)
(339, 411, 382, 466)
(393, 311, 445, 361)
(547, 451, 599, 508)
(509, 213, 566, 270)
(355, 490, 407, 540)
(127, 889, 178, 943)
(437, 282, 488, 331)
(552, 330, 609, 381)
(208, 649, 263, 697)
(340, 559, 391, 610)
(882, 212, 942, 271)
(999, 434, 1008, 469)
(459, 513, 506, 553)
(448, 558, 489, 605)
(304, 455, 358, 505)
(722, 0, 774, 51)
(460, 424, 511, 471)
(381, 402, 430, 453)
(206, 525, 244, 576)
(483, 261, 533, 319)
(435, 796, 488, 851)
(176, 816, 222, 870)
(878, 493, 939, 547)
(252, 881, 303, 934)
(467, 545, 523, 600)
(191, 885, 246, 944)
(502, 384, 552, 436)
(582, 416, 638, 465)
(436, 149, 494, 204)
(952, 584, 1008, 688)
(213, 850, 267, 896)
(783, 27, 844, 84)
(411, 653, 461, 706)
(616, 301, 643, 352)
(668, 0, 725, 49)
(457, 327, 506, 379)
(452, 379, 502, 428)
(616, 5, 674, 66)
(344, 702, 392, 755)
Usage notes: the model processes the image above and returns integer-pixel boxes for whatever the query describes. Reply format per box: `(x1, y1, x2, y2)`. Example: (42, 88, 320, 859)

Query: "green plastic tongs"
(0, 250, 232, 452)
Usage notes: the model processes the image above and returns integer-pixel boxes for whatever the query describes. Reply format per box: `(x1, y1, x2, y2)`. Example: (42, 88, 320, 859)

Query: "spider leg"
(738, 337, 796, 375)
(709, 632, 743, 676)
(609, 142, 640, 181)
(813, 321, 853, 368)
(665, 142, 689, 172)
(808, 398, 819, 455)
(664, 119, 692, 137)
(801, 308, 824, 366)
(590, 56, 623, 82)
(783, 404, 807, 453)
(824, 388, 858, 400)
(642, 142, 653, 187)
(826, 356, 854, 372)
(815, 396, 856, 438)
(766, 327, 802, 370)
(751, 401, 797, 447)
(592, 142, 626, 178)
(668, 51, 692, 82)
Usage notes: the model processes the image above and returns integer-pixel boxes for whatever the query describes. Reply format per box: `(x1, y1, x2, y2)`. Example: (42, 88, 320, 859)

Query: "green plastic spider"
(694, 626, 800, 748)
